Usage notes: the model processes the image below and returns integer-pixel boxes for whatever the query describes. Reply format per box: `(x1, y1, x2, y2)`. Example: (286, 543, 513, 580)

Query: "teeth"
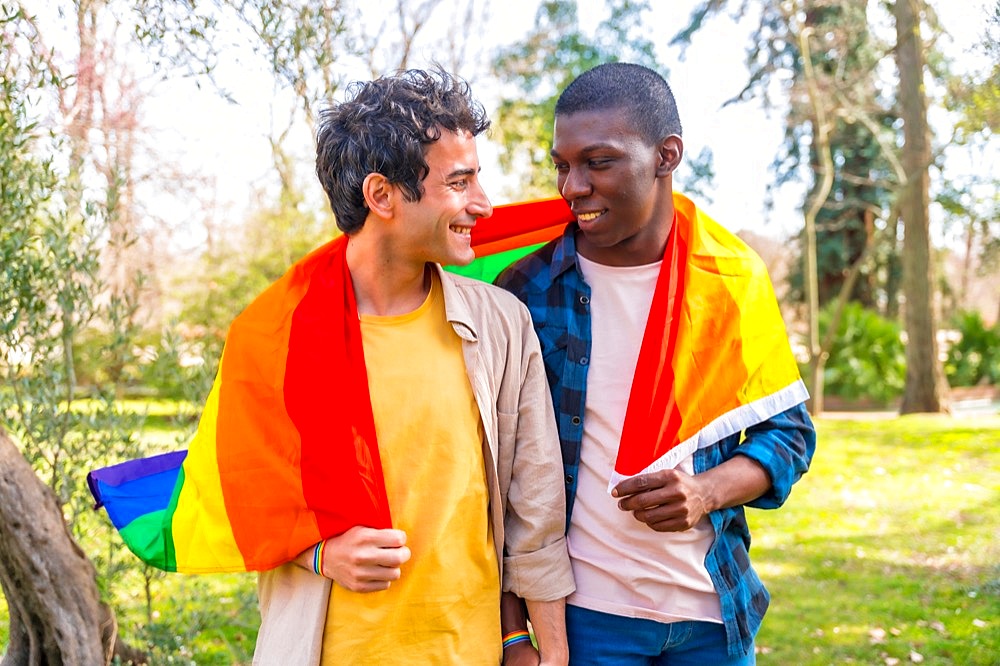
(577, 211, 604, 222)
(450, 225, 472, 236)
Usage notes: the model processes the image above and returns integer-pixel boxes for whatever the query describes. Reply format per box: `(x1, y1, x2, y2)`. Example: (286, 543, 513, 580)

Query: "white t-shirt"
(568, 253, 722, 624)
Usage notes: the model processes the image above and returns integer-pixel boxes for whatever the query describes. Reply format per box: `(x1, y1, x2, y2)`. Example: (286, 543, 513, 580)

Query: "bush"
(820, 302, 906, 404)
(944, 311, 1000, 387)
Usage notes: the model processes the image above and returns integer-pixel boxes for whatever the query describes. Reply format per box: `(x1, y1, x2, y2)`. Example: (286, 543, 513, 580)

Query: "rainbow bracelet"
(502, 630, 531, 650)
(312, 541, 326, 576)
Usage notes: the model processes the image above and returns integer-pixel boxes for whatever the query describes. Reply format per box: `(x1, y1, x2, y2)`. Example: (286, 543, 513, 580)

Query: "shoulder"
(444, 271, 523, 304)
(439, 270, 532, 325)
(494, 240, 560, 297)
(692, 207, 770, 278)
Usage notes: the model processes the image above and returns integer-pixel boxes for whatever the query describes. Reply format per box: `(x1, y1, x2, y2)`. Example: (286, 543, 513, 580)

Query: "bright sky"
(135, 0, 995, 250)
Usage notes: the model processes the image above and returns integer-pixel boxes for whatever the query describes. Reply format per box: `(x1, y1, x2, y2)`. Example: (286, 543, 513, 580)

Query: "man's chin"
(442, 249, 476, 267)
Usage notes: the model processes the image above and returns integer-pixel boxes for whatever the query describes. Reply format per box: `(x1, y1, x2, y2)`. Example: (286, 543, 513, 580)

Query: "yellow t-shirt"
(321, 274, 501, 665)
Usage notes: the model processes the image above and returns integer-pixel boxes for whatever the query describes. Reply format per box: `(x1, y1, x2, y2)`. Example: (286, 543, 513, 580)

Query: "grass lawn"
(752, 414, 1000, 665)
(2, 412, 998, 664)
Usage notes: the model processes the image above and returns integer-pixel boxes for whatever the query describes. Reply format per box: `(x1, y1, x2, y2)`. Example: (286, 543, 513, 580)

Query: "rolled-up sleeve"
(500, 306, 575, 601)
(736, 402, 816, 509)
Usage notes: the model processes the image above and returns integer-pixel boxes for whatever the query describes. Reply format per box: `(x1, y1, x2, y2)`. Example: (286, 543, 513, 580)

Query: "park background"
(1, 0, 998, 663)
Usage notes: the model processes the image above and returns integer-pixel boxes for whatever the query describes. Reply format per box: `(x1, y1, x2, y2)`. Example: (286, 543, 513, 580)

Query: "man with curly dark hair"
(252, 69, 573, 665)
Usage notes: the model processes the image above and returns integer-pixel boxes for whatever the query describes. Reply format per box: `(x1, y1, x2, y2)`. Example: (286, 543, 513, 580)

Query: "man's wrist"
(502, 629, 532, 649)
(502, 637, 539, 665)
(311, 540, 326, 576)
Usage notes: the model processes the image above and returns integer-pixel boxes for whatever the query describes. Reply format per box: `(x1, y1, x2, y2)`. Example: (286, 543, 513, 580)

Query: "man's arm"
(501, 591, 538, 665)
(613, 402, 816, 531)
(525, 597, 568, 665)
(292, 525, 411, 592)
(500, 592, 568, 666)
(500, 302, 574, 593)
(498, 303, 574, 664)
(612, 455, 770, 531)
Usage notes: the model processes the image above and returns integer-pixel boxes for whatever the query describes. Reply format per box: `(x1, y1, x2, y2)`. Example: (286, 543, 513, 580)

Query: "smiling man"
(496, 63, 816, 665)
(251, 69, 573, 666)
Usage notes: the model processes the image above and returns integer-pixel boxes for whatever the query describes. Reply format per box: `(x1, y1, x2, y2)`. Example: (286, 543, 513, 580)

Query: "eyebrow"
(446, 166, 480, 179)
(550, 142, 620, 158)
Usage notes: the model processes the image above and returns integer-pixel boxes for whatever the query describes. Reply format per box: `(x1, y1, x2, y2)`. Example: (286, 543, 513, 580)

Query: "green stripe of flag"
(445, 243, 545, 283)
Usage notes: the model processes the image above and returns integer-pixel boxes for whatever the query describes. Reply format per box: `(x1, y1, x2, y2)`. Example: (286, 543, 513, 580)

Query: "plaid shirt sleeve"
(700, 401, 816, 656)
(739, 401, 816, 508)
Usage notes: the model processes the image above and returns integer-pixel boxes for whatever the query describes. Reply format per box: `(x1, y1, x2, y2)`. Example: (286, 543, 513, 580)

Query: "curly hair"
(315, 69, 491, 235)
(555, 62, 682, 145)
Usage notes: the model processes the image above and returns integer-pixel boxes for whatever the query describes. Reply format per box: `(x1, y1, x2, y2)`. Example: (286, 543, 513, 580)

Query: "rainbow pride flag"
(604, 193, 808, 488)
(90, 236, 391, 573)
(89, 193, 805, 572)
(448, 197, 576, 282)
(87, 199, 571, 574)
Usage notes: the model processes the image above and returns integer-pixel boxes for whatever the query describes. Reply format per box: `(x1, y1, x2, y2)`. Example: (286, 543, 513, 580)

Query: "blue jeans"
(566, 605, 756, 666)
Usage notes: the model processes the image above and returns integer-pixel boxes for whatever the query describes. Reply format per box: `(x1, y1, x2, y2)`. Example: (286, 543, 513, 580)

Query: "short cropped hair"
(555, 62, 682, 144)
(315, 69, 491, 234)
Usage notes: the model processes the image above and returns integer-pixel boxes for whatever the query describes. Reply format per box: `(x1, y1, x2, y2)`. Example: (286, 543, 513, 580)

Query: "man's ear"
(362, 173, 394, 219)
(656, 135, 684, 177)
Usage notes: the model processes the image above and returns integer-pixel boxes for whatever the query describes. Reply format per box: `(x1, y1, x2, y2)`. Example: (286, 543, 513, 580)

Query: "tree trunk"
(0, 427, 145, 665)
(798, 24, 836, 416)
(894, 0, 949, 414)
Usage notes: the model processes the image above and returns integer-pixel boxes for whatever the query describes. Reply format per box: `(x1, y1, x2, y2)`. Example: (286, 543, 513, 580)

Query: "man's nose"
(560, 167, 591, 200)
(469, 181, 493, 219)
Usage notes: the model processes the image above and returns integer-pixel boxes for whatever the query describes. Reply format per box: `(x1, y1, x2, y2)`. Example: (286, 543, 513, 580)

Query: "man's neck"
(345, 234, 432, 317)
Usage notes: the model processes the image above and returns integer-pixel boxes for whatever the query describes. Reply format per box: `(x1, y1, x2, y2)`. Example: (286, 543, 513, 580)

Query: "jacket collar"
(432, 263, 479, 343)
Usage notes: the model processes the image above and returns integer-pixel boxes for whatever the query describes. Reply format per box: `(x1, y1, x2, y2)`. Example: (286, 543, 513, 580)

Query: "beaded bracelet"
(502, 630, 532, 650)
(312, 541, 326, 576)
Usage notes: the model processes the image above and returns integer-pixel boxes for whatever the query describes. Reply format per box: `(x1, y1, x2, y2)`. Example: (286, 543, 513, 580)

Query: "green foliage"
(947, 0, 1000, 137)
(163, 182, 330, 405)
(126, 575, 258, 665)
(134, 326, 218, 437)
(819, 302, 906, 404)
(945, 311, 1000, 387)
(130, 0, 356, 124)
(0, 5, 142, 516)
(490, 0, 668, 199)
(1, 2, 151, 646)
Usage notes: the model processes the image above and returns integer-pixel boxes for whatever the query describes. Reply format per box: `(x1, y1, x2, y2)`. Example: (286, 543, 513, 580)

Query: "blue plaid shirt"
(495, 223, 816, 657)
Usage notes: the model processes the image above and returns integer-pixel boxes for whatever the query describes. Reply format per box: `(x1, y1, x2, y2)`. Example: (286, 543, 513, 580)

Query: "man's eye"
(553, 163, 569, 172)
(451, 180, 468, 190)
(589, 159, 612, 168)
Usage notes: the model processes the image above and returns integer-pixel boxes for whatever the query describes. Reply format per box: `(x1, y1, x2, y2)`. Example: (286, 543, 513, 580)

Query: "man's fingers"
(370, 544, 411, 568)
(616, 486, 675, 513)
(612, 472, 652, 498)
(342, 577, 393, 593)
(322, 527, 412, 593)
(355, 561, 404, 582)
(365, 527, 407, 548)
(342, 542, 410, 572)
(335, 551, 409, 593)
(627, 499, 703, 532)
(612, 469, 681, 498)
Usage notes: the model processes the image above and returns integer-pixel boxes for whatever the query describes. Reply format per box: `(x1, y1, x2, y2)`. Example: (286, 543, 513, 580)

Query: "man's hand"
(502, 640, 539, 666)
(613, 456, 773, 532)
(612, 468, 710, 532)
(317, 526, 410, 592)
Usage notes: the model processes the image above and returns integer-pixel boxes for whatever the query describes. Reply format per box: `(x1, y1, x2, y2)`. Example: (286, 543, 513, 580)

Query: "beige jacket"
(253, 265, 574, 665)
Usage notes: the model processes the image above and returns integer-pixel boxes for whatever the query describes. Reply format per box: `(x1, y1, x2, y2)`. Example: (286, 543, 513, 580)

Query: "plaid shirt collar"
(548, 222, 581, 282)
